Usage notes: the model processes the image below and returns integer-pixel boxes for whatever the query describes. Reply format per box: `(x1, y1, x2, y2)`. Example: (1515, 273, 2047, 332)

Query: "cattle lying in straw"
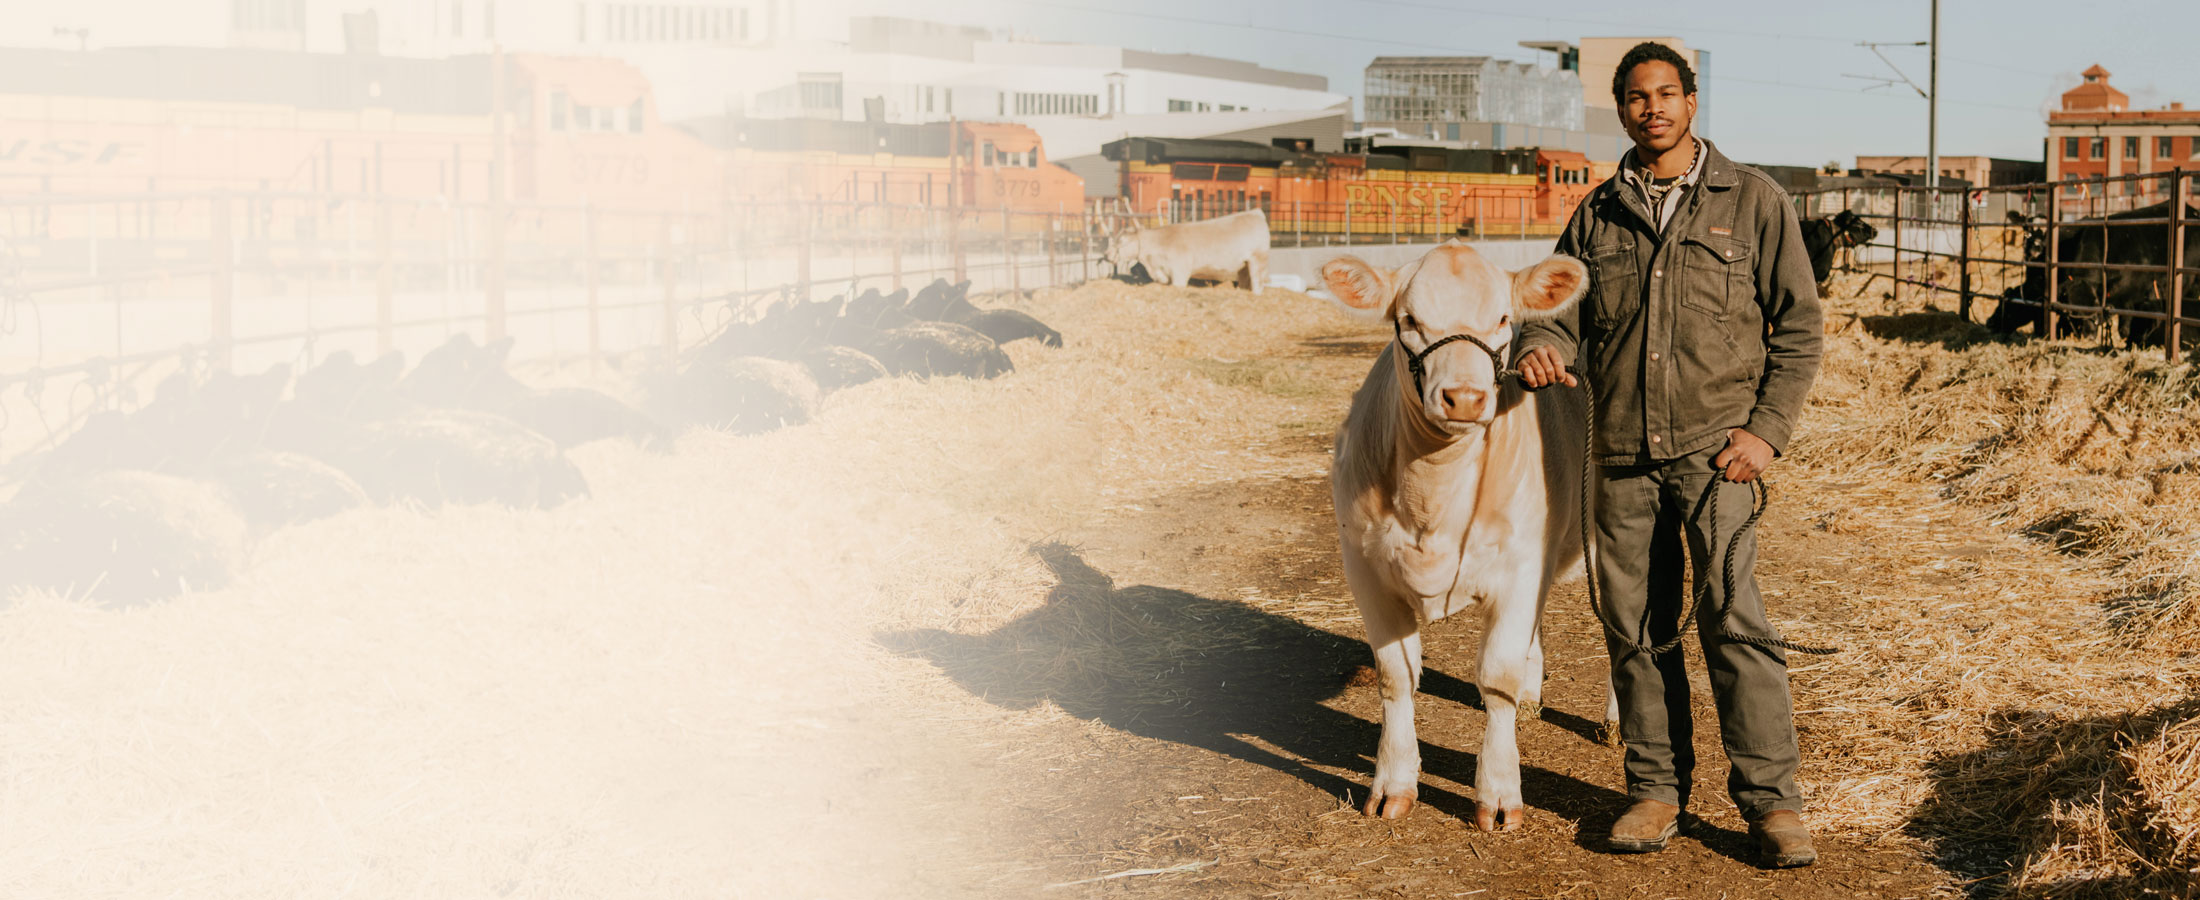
(2, 344, 614, 604)
(400, 335, 669, 449)
(1105, 208, 1271, 290)
(1324, 240, 1608, 830)
(904, 279, 1064, 348)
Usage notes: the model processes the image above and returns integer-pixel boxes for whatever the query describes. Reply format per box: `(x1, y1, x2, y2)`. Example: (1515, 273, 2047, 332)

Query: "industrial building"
(1352, 38, 1715, 165)
(1854, 155, 2045, 188)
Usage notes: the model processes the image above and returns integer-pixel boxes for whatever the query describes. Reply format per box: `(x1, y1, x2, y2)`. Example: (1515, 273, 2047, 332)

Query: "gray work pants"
(1594, 444, 1801, 819)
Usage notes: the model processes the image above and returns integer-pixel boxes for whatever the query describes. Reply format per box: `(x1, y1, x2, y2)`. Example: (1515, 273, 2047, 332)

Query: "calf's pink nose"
(1441, 386, 1487, 421)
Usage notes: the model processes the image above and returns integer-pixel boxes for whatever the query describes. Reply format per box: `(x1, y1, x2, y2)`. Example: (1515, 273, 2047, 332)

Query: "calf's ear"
(1511, 255, 1588, 320)
(1320, 255, 1400, 320)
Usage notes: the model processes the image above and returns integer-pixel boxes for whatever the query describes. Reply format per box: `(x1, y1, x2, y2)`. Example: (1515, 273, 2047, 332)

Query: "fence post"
(375, 198, 394, 357)
(1003, 203, 1017, 294)
(1080, 204, 1091, 283)
(890, 214, 904, 293)
(1344, 200, 1352, 244)
(1294, 198, 1302, 247)
(1892, 188, 1904, 309)
(585, 203, 601, 366)
(2046, 183, 2061, 340)
(796, 199, 812, 300)
(210, 192, 233, 371)
(662, 213, 678, 352)
(949, 201, 965, 284)
(1958, 190, 1973, 321)
(1049, 203, 1061, 287)
(2170, 169, 2187, 361)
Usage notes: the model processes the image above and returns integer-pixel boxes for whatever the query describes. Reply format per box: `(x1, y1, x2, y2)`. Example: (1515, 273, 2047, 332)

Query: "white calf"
(1325, 240, 1601, 831)
(1105, 208, 1270, 290)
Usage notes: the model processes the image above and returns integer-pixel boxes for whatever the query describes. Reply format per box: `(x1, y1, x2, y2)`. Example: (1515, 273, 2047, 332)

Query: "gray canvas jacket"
(1519, 139, 1823, 464)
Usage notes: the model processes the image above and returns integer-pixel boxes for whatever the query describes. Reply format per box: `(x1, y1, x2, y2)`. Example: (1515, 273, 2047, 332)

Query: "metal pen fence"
(0, 184, 1564, 458)
(0, 192, 1112, 461)
(1108, 195, 1560, 244)
(1795, 169, 2199, 360)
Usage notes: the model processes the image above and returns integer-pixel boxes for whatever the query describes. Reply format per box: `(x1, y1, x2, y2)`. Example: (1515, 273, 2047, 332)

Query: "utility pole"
(1928, 0, 1940, 190)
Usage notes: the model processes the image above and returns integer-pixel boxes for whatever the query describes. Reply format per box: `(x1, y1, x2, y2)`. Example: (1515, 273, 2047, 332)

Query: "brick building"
(2046, 64, 2200, 191)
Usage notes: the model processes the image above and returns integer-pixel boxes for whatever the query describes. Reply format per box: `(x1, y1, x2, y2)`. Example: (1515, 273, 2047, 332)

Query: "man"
(1516, 42, 1824, 868)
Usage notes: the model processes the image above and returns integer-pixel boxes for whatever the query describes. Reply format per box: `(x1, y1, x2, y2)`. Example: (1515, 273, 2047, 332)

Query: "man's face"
(1619, 60, 1696, 155)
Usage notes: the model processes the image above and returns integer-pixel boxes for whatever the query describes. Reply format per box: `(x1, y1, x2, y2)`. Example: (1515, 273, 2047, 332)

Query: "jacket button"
(1650, 435, 1662, 444)
(1650, 352, 1661, 361)
(1654, 269, 1663, 277)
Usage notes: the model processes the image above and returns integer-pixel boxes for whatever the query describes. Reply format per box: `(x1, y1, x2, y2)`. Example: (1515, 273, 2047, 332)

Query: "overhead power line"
(1001, 0, 2048, 115)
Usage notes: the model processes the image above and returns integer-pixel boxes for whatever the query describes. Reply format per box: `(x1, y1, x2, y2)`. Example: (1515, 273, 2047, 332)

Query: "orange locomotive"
(1101, 137, 1596, 238)
(700, 117, 1086, 234)
(0, 44, 1589, 247)
(0, 47, 720, 210)
(0, 45, 740, 266)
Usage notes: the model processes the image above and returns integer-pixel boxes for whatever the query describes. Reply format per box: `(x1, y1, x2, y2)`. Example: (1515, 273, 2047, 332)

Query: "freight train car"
(1099, 137, 1597, 238)
(687, 116, 1087, 233)
(0, 47, 723, 210)
(0, 44, 743, 278)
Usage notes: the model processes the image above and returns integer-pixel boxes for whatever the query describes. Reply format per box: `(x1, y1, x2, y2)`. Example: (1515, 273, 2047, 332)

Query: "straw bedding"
(1, 267, 2196, 895)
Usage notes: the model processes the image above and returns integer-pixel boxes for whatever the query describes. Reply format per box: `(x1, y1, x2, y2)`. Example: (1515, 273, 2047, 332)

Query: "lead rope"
(1526, 367, 1839, 658)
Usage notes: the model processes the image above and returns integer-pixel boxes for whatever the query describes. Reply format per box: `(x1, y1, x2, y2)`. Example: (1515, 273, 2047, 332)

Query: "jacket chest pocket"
(1588, 244, 1640, 328)
(1679, 233, 1755, 319)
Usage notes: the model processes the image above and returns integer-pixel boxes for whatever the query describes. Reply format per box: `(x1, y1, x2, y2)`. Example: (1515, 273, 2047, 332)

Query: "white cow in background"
(1105, 208, 1270, 290)
(1324, 240, 1610, 831)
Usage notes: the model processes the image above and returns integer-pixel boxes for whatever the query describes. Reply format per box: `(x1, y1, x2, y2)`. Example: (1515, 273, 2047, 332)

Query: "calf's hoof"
(1518, 699, 1542, 721)
(1474, 804, 1525, 832)
(1597, 719, 1623, 748)
(1362, 791, 1415, 819)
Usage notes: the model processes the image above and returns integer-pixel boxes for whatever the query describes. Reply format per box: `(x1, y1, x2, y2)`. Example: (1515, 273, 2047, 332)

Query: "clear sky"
(879, 0, 2200, 167)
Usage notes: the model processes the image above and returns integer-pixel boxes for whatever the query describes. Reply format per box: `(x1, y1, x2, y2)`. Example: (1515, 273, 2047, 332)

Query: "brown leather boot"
(1607, 799, 1681, 853)
(1750, 809, 1817, 868)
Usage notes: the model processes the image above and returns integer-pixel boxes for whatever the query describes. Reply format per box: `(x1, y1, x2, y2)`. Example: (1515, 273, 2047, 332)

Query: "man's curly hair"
(1610, 41, 1697, 106)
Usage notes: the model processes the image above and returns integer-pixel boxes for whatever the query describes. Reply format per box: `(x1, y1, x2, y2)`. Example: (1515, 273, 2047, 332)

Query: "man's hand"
(1713, 428, 1775, 482)
(1516, 346, 1577, 389)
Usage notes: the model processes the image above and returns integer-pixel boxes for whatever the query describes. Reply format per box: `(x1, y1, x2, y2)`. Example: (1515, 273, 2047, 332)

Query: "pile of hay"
(1801, 335, 2200, 638)
(1794, 286, 2200, 896)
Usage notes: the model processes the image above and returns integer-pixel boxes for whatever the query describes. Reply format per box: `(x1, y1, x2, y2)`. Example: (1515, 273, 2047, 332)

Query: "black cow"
(0, 470, 252, 604)
(1987, 200, 2200, 346)
(809, 287, 1014, 380)
(1798, 209, 1879, 285)
(693, 291, 897, 392)
(399, 335, 667, 448)
(904, 279, 1064, 348)
(269, 404, 590, 509)
(1107, 262, 1156, 285)
(646, 355, 822, 434)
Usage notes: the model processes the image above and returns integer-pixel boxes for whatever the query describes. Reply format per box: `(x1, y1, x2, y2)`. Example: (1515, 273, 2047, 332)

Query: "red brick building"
(2046, 64, 2200, 194)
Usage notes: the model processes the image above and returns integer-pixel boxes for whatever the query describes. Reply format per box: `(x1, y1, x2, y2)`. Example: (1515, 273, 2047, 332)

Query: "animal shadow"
(877, 542, 1622, 826)
(1859, 310, 1996, 349)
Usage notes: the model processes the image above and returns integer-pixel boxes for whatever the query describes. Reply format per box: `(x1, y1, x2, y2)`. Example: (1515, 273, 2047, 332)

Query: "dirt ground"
(2, 266, 2175, 898)
(877, 308, 1960, 898)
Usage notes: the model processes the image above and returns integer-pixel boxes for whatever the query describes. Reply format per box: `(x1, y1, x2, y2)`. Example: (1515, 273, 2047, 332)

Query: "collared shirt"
(1617, 138, 1704, 233)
